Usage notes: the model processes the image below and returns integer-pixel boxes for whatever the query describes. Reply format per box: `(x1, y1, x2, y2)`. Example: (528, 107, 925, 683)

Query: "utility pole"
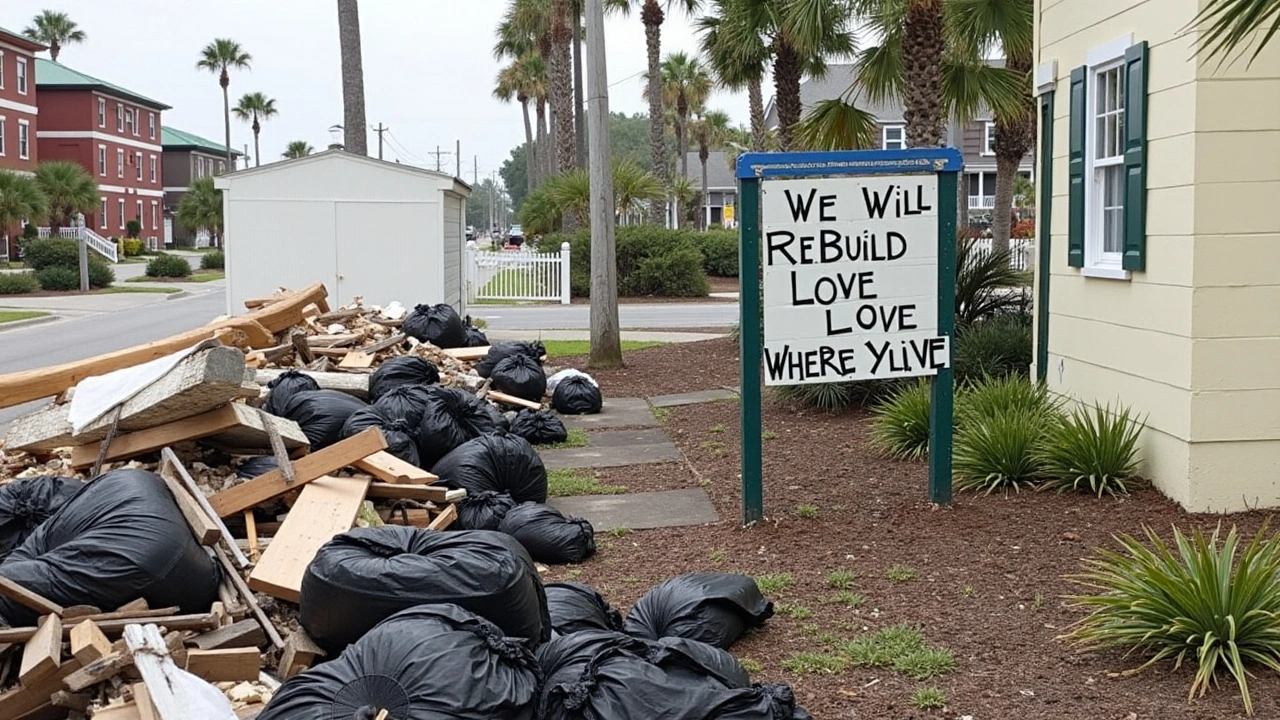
(243, 144, 251, 170)
(585, 0, 621, 368)
(428, 146, 452, 173)
(372, 123, 389, 160)
(473, 155, 478, 186)
(455, 140, 461, 178)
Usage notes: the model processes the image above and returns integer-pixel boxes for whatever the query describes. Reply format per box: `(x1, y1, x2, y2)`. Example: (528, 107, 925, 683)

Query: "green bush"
(1064, 524, 1280, 715)
(119, 238, 145, 257)
(870, 380, 932, 460)
(87, 259, 114, 288)
(125, 220, 142, 239)
(772, 380, 901, 413)
(23, 238, 81, 271)
(36, 266, 81, 291)
(954, 312, 1032, 383)
(540, 226, 711, 298)
(0, 272, 40, 295)
(1040, 402, 1144, 497)
(959, 375, 1061, 428)
(697, 229, 739, 277)
(22, 223, 38, 240)
(145, 253, 192, 278)
(621, 245, 709, 297)
(953, 406, 1054, 494)
(200, 250, 225, 270)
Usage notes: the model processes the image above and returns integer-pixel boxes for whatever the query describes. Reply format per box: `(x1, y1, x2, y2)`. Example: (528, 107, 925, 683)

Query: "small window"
(117, 149, 125, 179)
(117, 104, 124, 132)
(118, 199, 126, 230)
(17, 120, 28, 160)
(136, 200, 143, 225)
(1088, 60, 1127, 267)
(983, 121, 996, 155)
(125, 109, 134, 136)
(149, 154, 156, 183)
(151, 201, 158, 230)
(218, 160, 226, 173)
(100, 198, 107, 229)
(149, 113, 156, 139)
(136, 152, 143, 181)
(98, 99, 106, 128)
(882, 125, 905, 150)
(0, 117, 5, 156)
(98, 145, 107, 176)
(16, 58, 27, 95)
(0, 51, 6, 90)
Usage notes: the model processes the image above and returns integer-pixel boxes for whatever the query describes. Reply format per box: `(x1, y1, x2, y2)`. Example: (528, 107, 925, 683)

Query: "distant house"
(162, 127, 239, 247)
(35, 58, 170, 246)
(683, 150, 738, 228)
(764, 64, 1034, 214)
(0, 26, 43, 261)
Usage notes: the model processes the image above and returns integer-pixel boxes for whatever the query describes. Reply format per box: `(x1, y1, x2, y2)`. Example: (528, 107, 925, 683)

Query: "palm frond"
(793, 98, 879, 150)
(1190, 0, 1280, 66)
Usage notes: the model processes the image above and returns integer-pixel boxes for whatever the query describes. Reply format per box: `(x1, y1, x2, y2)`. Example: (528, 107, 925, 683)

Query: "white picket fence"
(970, 237, 1033, 271)
(37, 226, 119, 263)
(467, 241, 571, 304)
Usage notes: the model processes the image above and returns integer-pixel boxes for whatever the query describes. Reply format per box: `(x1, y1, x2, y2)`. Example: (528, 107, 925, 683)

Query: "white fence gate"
(467, 241, 571, 305)
(970, 238, 1033, 271)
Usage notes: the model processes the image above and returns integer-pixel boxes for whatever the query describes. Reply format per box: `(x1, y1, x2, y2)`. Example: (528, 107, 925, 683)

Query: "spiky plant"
(1040, 403, 1145, 498)
(870, 379, 932, 459)
(953, 405, 1053, 494)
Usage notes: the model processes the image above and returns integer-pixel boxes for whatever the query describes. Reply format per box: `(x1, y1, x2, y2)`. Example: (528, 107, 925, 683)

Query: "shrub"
(119, 238, 145, 257)
(1063, 523, 1280, 716)
(1040, 403, 1144, 497)
(541, 226, 711, 298)
(870, 380, 932, 460)
(145, 253, 192, 278)
(87, 259, 114, 288)
(22, 223, 38, 240)
(772, 380, 901, 413)
(36, 265, 81, 291)
(954, 406, 1054, 494)
(200, 250, 225, 270)
(125, 220, 142, 239)
(959, 375, 1061, 427)
(23, 238, 81, 271)
(1012, 218, 1035, 238)
(697, 229, 739, 277)
(621, 245, 709, 297)
(954, 311, 1032, 383)
(0, 272, 40, 295)
(956, 239, 1029, 326)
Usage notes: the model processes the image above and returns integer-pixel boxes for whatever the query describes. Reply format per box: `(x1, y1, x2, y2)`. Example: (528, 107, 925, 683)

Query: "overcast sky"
(5, 0, 750, 185)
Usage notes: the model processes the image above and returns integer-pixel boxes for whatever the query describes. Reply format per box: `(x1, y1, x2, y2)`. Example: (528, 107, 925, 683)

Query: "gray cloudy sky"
(5, 0, 750, 184)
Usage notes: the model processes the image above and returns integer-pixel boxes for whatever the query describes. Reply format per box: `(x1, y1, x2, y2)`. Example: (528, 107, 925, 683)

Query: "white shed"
(214, 150, 471, 316)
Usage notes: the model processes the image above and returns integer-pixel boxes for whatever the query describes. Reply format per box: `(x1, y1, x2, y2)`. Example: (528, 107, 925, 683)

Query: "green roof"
(162, 127, 240, 156)
(35, 58, 170, 110)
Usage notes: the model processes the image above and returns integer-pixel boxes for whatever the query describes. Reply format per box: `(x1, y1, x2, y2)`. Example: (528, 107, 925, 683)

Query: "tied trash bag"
(547, 368, 596, 394)
(235, 455, 279, 480)
(263, 369, 320, 416)
(491, 355, 548, 403)
(498, 502, 595, 565)
(464, 325, 489, 347)
(0, 476, 84, 561)
(403, 303, 467, 349)
(416, 387, 502, 468)
(545, 582, 623, 636)
(537, 630, 811, 720)
(552, 375, 603, 415)
(299, 526, 550, 652)
(0, 469, 221, 627)
(368, 356, 439, 403)
(476, 341, 547, 378)
(280, 389, 368, 449)
(341, 407, 421, 467)
(259, 604, 540, 720)
(457, 491, 519, 531)
(372, 385, 433, 424)
(432, 433, 547, 504)
(624, 573, 774, 650)
(508, 409, 568, 445)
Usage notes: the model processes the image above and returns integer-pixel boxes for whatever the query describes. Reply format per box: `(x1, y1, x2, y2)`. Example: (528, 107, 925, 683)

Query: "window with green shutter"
(1122, 42, 1149, 271)
(1067, 66, 1086, 268)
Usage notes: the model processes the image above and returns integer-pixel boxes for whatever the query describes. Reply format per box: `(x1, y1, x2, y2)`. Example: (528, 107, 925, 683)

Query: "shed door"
(334, 201, 439, 307)
(226, 199, 338, 313)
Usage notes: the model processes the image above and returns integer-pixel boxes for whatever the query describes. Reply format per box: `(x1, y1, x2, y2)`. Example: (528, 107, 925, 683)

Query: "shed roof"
(163, 126, 241, 156)
(35, 58, 171, 110)
(215, 149, 471, 196)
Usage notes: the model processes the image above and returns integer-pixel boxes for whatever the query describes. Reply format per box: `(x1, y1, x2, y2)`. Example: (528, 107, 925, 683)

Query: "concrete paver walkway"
(650, 388, 739, 408)
(559, 398, 658, 430)
(550, 489, 718, 532)
(540, 428, 680, 469)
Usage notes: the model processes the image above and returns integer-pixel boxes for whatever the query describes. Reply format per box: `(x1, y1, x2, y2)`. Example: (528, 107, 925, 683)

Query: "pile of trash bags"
(625, 573, 776, 649)
(403, 303, 468, 349)
(0, 475, 83, 559)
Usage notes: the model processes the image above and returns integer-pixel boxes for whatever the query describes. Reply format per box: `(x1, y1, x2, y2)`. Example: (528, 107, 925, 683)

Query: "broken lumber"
(184, 648, 260, 683)
(487, 390, 543, 410)
(213, 546, 285, 651)
(19, 614, 61, 684)
(427, 502, 458, 531)
(190, 620, 266, 651)
(443, 346, 490, 362)
(209, 427, 386, 517)
(160, 449, 250, 568)
(248, 475, 372, 603)
(157, 453, 222, 546)
(337, 351, 375, 369)
(0, 576, 63, 617)
(69, 620, 112, 665)
(89, 701, 142, 720)
(277, 629, 324, 680)
(0, 658, 83, 719)
(0, 612, 215, 645)
(353, 450, 438, 484)
(366, 482, 463, 503)
(251, 368, 369, 399)
(63, 651, 132, 692)
(125, 624, 237, 720)
(70, 403, 308, 468)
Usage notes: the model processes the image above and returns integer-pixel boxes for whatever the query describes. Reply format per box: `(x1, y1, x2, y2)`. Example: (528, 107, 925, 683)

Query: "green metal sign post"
(736, 148, 962, 525)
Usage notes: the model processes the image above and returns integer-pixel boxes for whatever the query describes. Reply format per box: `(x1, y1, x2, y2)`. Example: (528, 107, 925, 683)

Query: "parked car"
(508, 224, 525, 246)
(466, 225, 476, 241)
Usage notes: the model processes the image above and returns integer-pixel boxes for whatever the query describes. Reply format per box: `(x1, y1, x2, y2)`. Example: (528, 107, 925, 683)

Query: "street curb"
(165, 290, 191, 301)
(0, 314, 61, 333)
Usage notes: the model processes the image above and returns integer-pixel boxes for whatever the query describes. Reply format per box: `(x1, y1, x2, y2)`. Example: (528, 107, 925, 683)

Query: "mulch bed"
(544, 337, 1279, 719)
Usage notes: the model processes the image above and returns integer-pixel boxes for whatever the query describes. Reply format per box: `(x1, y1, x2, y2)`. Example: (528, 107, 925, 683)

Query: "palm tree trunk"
(572, 4, 587, 169)
(252, 118, 262, 167)
(748, 76, 766, 151)
(521, 99, 536, 196)
(642, 0, 667, 226)
(991, 155, 1019, 254)
(50, 41, 60, 63)
(700, 151, 710, 231)
(957, 175, 969, 235)
(221, 81, 233, 168)
(774, 42, 802, 151)
(536, 100, 550, 187)
(991, 50, 1035, 255)
(901, 0, 945, 147)
(551, 0, 575, 175)
(338, 0, 369, 155)
(677, 118, 688, 180)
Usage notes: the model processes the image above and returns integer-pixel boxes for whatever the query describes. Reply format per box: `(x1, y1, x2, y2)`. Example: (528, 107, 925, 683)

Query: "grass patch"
(0, 310, 49, 324)
(843, 624, 956, 680)
(608, 526, 633, 538)
(652, 406, 671, 422)
(754, 573, 793, 594)
(98, 285, 181, 294)
(698, 440, 726, 452)
(781, 652, 848, 675)
(708, 549, 727, 564)
(776, 603, 813, 620)
(828, 591, 865, 609)
(887, 564, 918, 582)
(762, 429, 778, 440)
(912, 687, 948, 710)
(541, 339, 666, 358)
(795, 504, 819, 519)
(546, 469, 627, 497)
(825, 570, 856, 589)
(709, 424, 726, 433)
(739, 658, 763, 674)
(541, 427, 588, 450)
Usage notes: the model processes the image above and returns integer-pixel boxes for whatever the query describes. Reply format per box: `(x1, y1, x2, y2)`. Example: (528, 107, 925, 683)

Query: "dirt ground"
(546, 338, 1279, 720)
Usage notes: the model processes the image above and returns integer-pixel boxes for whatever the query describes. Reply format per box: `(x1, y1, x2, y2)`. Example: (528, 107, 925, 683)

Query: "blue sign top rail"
(735, 148, 964, 179)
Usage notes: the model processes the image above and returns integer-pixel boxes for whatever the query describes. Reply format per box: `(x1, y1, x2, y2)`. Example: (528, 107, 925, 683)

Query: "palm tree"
(693, 109, 731, 229)
(495, 1, 555, 182)
(697, 0, 770, 150)
(283, 141, 315, 159)
(232, 93, 278, 168)
(550, 0, 577, 178)
(0, 171, 47, 259)
(197, 39, 253, 167)
(23, 10, 86, 63)
(613, 159, 666, 220)
(495, 52, 547, 194)
(646, 52, 712, 182)
(337, 0, 368, 155)
(668, 176, 698, 228)
(177, 177, 224, 242)
(1192, 0, 1280, 65)
(33, 161, 98, 233)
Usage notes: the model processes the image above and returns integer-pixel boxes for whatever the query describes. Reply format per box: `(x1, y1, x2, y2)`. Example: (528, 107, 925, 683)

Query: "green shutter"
(1036, 91, 1055, 383)
(1122, 41, 1149, 271)
(1067, 66, 1086, 268)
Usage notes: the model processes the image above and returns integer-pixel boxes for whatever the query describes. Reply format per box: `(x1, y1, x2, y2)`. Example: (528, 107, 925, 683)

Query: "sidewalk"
(483, 329, 727, 343)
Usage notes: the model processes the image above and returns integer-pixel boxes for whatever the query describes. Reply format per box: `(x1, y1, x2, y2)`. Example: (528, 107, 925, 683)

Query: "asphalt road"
(475, 303, 739, 330)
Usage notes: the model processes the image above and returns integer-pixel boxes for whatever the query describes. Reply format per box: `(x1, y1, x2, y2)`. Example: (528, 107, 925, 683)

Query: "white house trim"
(0, 39, 38, 55)
(1086, 34, 1134, 67)
(0, 97, 37, 115)
(1034, 60, 1058, 96)
(36, 130, 163, 153)
(135, 188, 164, 198)
(162, 186, 189, 193)
(99, 184, 127, 193)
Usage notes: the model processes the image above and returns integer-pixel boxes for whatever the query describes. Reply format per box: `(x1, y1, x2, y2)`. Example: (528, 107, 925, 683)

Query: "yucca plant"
(772, 380, 900, 413)
(1063, 523, 1280, 716)
(958, 374, 1061, 427)
(1040, 403, 1145, 498)
(953, 406, 1054, 494)
(870, 380, 932, 460)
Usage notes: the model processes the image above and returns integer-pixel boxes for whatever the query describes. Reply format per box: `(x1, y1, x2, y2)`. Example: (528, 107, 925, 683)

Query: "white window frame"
(135, 151, 143, 181)
(98, 98, 106, 128)
(117, 104, 124, 132)
(0, 51, 5, 90)
(136, 200, 144, 227)
(118, 199, 126, 230)
(149, 112, 156, 139)
(125, 108, 134, 136)
(17, 120, 28, 160)
(117, 148, 125, 179)
(0, 116, 5, 157)
(15, 58, 27, 95)
(882, 124, 905, 151)
(151, 201, 158, 230)
(982, 121, 996, 156)
(98, 144, 107, 176)
(149, 154, 156, 183)
(100, 198, 107, 230)
(1082, 34, 1134, 281)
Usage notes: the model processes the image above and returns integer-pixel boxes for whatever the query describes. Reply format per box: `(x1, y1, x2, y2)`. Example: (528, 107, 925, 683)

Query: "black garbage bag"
(624, 573, 775, 650)
(508, 409, 568, 445)
(368, 356, 439, 403)
(0, 476, 84, 561)
(431, 433, 547, 503)
(490, 355, 548, 403)
(457, 491, 518, 531)
(545, 582, 623, 636)
(476, 341, 547, 378)
(403, 303, 467, 349)
(416, 387, 502, 468)
(299, 526, 550, 652)
(259, 604, 540, 720)
(280, 389, 369, 449)
(537, 630, 811, 720)
(262, 369, 320, 416)
(498, 502, 595, 564)
(235, 455, 279, 479)
(552, 375, 603, 415)
(485, 403, 511, 432)
(372, 385, 433, 424)
(464, 325, 489, 347)
(0, 469, 221, 627)
(341, 406, 421, 467)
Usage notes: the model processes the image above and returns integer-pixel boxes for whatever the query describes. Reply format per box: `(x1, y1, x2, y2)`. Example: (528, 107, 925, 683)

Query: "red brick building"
(35, 59, 170, 244)
(0, 26, 41, 175)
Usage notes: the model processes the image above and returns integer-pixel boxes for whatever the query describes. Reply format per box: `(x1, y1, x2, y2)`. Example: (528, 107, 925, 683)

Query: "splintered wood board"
(337, 351, 375, 369)
(487, 390, 543, 410)
(248, 475, 371, 603)
(353, 450, 438, 484)
(443, 346, 490, 362)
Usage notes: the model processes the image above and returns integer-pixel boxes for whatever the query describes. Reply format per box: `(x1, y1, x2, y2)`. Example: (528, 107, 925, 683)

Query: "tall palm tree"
(177, 176, 224, 242)
(282, 141, 315, 159)
(646, 52, 712, 181)
(23, 10, 86, 63)
(1192, 0, 1280, 65)
(693, 109, 731, 229)
(495, 53, 546, 195)
(0, 171, 47, 259)
(232, 93, 279, 168)
(33, 162, 98, 233)
(496, 0, 555, 181)
(697, 0, 770, 150)
(197, 39, 252, 167)
(550, 0, 577, 178)
(337, 0, 368, 155)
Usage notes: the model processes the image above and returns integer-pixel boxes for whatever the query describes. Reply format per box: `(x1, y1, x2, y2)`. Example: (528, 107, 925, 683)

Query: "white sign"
(761, 174, 950, 386)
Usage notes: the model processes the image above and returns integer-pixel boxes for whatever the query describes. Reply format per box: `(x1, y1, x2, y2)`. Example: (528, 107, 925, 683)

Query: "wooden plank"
(19, 614, 61, 684)
(252, 368, 369, 399)
(244, 510, 260, 562)
(116, 599, 150, 613)
(90, 702, 141, 720)
(487, 390, 543, 410)
(0, 612, 214, 645)
(63, 651, 132, 692)
(0, 576, 63, 616)
(443, 346, 490, 361)
(426, 502, 458, 531)
(184, 648, 260, 683)
(307, 334, 359, 348)
(379, 507, 432, 527)
(212, 546, 284, 651)
(337, 351, 375, 369)
(190, 620, 266, 651)
(361, 332, 407, 355)
(132, 683, 156, 720)
(124, 623, 237, 720)
(353, 450, 438, 484)
(247, 475, 371, 603)
(277, 629, 324, 680)
(366, 482, 459, 503)
(0, 658, 82, 719)
(157, 453, 222, 546)
(209, 428, 386, 518)
(160, 448, 250, 568)
(50, 690, 91, 712)
(70, 620, 112, 665)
